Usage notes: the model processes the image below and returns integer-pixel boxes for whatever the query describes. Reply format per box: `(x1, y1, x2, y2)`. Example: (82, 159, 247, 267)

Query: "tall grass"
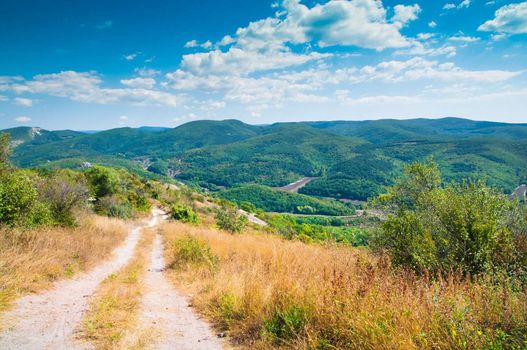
(0, 215, 128, 312)
(162, 222, 527, 350)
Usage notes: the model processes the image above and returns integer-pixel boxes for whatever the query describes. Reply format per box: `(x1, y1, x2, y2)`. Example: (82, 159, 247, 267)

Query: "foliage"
(215, 204, 248, 234)
(0, 133, 10, 166)
(0, 170, 52, 227)
(170, 235, 217, 269)
(264, 213, 370, 245)
(84, 166, 120, 199)
(171, 204, 199, 224)
(374, 161, 527, 277)
(37, 170, 89, 226)
(5, 119, 527, 201)
(219, 184, 355, 216)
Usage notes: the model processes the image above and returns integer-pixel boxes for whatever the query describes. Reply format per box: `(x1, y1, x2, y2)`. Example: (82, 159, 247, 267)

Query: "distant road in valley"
(279, 177, 317, 193)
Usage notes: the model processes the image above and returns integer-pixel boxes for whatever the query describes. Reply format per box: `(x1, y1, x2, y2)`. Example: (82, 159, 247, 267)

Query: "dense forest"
(3, 118, 527, 203)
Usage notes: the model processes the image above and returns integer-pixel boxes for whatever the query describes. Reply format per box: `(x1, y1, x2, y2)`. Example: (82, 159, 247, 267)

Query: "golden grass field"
(162, 221, 527, 350)
(0, 214, 128, 313)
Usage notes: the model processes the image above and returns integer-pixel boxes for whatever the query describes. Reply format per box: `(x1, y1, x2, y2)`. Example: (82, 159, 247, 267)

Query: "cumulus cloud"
(228, 0, 418, 51)
(184, 40, 213, 49)
(15, 116, 31, 123)
(448, 34, 480, 42)
(14, 97, 34, 106)
(5, 71, 178, 107)
(428, 21, 437, 28)
(479, 2, 527, 34)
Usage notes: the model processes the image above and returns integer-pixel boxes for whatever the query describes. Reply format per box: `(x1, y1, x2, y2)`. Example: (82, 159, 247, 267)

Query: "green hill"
(2, 118, 526, 202)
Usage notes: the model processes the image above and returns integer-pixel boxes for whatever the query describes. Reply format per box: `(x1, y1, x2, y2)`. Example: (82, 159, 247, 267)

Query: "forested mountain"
(3, 118, 527, 201)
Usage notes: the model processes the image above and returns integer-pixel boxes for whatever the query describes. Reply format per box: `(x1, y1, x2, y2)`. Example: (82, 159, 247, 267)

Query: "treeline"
(0, 134, 154, 228)
(218, 184, 355, 216)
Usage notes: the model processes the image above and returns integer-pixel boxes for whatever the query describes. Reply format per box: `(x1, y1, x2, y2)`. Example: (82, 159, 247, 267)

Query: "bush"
(170, 235, 217, 269)
(215, 204, 248, 234)
(94, 196, 133, 219)
(0, 170, 53, 227)
(37, 172, 89, 226)
(374, 160, 527, 277)
(84, 166, 120, 199)
(263, 304, 308, 344)
(171, 205, 199, 224)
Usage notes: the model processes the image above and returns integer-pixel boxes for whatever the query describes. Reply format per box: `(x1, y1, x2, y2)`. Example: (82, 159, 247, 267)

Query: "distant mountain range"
(3, 118, 527, 200)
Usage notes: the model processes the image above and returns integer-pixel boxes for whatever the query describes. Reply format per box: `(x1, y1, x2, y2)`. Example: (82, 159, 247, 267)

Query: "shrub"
(37, 172, 89, 226)
(374, 161, 527, 277)
(84, 166, 120, 199)
(0, 170, 53, 227)
(171, 205, 199, 224)
(170, 235, 217, 269)
(215, 204, 248, 233)
(94, 196, 133, 219)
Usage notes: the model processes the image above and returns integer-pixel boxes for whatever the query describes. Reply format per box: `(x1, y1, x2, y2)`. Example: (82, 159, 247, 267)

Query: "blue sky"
(1, 0, 526, 130)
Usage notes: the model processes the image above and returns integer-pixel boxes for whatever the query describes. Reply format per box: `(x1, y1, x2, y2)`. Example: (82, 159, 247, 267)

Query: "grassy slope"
(162, 221, 527, 350)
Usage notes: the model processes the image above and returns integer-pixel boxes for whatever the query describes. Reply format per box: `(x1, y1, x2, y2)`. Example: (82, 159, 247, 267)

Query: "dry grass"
(162, 221, 527, 350)
(78, 226, 154, 349)
(0, 215, 128, 313)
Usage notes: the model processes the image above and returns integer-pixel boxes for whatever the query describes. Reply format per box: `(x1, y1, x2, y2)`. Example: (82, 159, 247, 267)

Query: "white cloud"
(134, 67, 161, 77)
(229, 0, 417, 51)
(184, 40, 199, 48)
(428, 21, 437, 28)
(443, 0, 471, 10)
(350, 57, 522, 83)
(417, 33, 435, 40)
(0, 95, 7, 102)
(478, 2, 527, 34)
(119, 115, 128, 120)
(181, 48, 329, 76)
(6, 71, 178, 107)
(448, 34, 480, 42)
(14, 97, 34, 106)
(124, 52, 140, 61)
(120, 77, 156, 89)
(395, 41, 457, 58)
(392, 4, 421, 28)
(14, 116, 31, 123)
(184, 39, 213, 49)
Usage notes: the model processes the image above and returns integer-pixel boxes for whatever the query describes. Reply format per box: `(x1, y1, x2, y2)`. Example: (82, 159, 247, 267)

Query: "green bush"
(215, 204, 248, 233)
(374, 160, 527, 277)
(84, 166, 120, 199)
(171, 205, 199, 224)
(0, 170, 53, 227)
(170, 235, 217, 269)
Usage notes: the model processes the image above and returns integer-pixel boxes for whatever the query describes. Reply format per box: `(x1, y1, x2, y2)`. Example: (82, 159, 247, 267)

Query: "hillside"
(3, 118, 527, 201)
